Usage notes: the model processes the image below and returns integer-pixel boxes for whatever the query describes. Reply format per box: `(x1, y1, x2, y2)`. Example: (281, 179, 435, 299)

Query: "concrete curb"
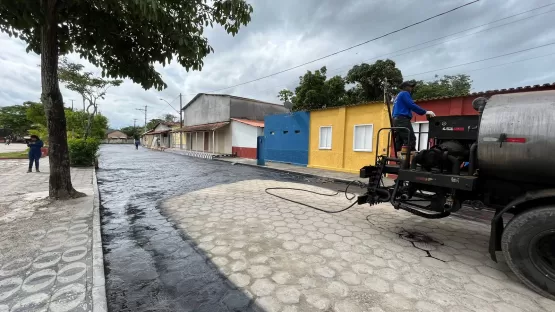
(91, 169, 108, 312)
(213, 158, 356, 185)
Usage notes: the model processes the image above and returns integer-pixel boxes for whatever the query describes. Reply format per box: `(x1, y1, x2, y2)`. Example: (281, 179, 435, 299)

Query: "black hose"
(265, 180, 365, 214)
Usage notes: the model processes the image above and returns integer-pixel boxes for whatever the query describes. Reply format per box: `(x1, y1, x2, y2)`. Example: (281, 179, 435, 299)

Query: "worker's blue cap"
(399, 81, 417, 88)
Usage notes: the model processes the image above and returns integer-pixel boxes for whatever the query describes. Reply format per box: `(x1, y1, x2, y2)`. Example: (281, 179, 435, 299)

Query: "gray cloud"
(1, 0, 555, 129)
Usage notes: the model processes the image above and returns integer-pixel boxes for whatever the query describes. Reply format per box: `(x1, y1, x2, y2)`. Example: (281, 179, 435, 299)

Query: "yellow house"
(308, 102, 391, 173)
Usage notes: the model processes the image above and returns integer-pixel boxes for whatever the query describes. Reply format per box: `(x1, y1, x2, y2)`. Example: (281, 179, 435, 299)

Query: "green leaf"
(0, 0, 253, 91)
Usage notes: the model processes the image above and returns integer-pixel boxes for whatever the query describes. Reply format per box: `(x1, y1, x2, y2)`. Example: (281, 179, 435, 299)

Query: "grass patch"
(0, 148, 29, 159)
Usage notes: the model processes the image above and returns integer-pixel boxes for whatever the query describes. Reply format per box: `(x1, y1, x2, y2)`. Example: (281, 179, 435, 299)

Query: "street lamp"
(159, 98, 179, 114)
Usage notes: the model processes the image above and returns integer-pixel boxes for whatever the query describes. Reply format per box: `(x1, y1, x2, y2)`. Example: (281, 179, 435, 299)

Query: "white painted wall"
(231, 121, 258, 148)
(183, 94, 230, 126)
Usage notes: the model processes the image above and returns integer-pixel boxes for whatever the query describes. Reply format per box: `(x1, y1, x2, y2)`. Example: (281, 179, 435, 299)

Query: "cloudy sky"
(1, 0, 554, 129)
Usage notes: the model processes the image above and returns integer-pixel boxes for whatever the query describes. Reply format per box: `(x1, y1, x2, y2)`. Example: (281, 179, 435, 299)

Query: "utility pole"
(136, 106, 147, 134)
(133, 118, 138, 140)
(179, 93, 183, 150)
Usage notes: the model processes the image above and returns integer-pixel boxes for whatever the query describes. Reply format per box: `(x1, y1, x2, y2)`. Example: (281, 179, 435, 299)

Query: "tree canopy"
(282, 59, 473, 110)
(289, 67, 347, 111)
(26, 102, 109, 141)
(345, 59, 403, 102)
(66, 110, 109, 139)
(26, 101, 47, 127)
(163, 114, 177, 123)
(58, 58, 122, 138)
(0, 104, 32, 136)
(0, 0, 253, 90)
(0, 0, 253, 198)
(120, 126, 142, 139)
(277, 89, 294, 103)
(412, 74, 472, 100)
(146, 119, 165, 131)
(58, 58, 123, 110)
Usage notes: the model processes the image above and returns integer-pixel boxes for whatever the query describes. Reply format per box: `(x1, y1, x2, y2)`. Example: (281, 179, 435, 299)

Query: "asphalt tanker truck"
(357, 90, 555, 299)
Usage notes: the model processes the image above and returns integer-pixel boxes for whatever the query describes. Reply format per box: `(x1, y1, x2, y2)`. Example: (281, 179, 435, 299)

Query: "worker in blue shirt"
(392, 81, 435, 152)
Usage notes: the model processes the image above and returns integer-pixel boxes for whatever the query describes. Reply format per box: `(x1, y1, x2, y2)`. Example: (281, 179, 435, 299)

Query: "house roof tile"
(414, 82, 555, 102)
(306, 82, 555, 111)
(231, 118, 264, 127)
(174, 121, 230, 132)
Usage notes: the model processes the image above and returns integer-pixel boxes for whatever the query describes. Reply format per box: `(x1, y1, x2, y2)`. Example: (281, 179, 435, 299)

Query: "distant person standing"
(135, 138, 140, 150)
(27, 135, 44, 173)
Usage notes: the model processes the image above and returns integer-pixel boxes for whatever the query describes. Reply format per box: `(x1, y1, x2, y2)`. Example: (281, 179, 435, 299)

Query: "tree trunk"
(40, 0, 85, 199)
(84, 100, 97, 140)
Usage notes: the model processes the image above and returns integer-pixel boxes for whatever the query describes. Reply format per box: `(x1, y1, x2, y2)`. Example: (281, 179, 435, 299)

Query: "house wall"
(230, 98, 288, 120)
(309, 107, 346, 171)
(264, 112, 309, 166)
(216, 126, 232, 154)
(171, 132, 186, 148)
(143, 134, 154, 147)
(231, 120, 258, 159)
(309, 102, 390, 173)
(190, 132, 205, 151)
(183, 94, 230, 126)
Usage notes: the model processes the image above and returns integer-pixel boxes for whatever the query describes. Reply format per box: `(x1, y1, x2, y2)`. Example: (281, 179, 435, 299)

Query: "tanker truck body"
(359, 90, 555, 300)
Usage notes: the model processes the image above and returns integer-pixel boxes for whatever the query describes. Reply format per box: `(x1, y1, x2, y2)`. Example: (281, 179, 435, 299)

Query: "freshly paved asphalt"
(97, 145, 555, 312)
(97, 145, 346, 312)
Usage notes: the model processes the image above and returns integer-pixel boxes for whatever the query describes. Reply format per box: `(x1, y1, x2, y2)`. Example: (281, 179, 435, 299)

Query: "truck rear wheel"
(502, 206, 555, 300)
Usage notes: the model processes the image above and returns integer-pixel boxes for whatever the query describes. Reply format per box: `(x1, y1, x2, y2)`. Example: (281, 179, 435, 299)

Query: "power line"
(196, 0, 480, 94)
(455, 52, 555, 74)
(241, 46, 555, 99)
(326, 5, 555, 76)
(403, 42, 555, 77)
(158, 94, 180, 113)
(251, 5, 555, 96)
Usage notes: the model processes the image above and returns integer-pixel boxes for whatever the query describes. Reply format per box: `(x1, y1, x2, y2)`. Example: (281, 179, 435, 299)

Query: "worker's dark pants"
(29, 155, 40, 171)
(393, 116, 416, 152)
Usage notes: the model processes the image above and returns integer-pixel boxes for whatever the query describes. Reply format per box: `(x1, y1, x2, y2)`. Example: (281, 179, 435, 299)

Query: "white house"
(174, 93, 288, 158)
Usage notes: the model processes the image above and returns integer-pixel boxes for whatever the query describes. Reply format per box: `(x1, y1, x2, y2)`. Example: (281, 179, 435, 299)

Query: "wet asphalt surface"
(97, 145, 353, 312)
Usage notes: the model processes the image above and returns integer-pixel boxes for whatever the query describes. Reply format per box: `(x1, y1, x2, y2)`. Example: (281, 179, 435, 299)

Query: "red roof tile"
(415, 82, 555, 102)
(231, 118, 264, 127)
(174, 122, 230, 132)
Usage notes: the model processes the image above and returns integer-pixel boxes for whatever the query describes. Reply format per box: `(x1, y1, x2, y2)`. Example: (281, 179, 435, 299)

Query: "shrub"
(68, 138, 100, 167)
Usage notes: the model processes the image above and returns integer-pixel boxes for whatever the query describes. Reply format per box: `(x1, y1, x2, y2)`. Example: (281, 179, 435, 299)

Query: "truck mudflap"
(489, 188, 555, 261)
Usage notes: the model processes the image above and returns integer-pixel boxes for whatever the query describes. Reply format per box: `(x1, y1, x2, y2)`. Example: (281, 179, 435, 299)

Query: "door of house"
(204, 132, 209, 151)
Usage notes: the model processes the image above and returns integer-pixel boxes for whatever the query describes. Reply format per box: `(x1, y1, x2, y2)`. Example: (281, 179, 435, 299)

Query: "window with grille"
(319, 126, 332, 149)
(411, 122, 429, 151)
(353, 124, 373, 152)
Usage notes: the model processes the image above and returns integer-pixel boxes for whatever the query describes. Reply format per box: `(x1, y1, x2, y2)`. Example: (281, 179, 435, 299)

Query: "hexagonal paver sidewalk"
(0, 159, 96, 312)
(162, 179, 555, 312)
